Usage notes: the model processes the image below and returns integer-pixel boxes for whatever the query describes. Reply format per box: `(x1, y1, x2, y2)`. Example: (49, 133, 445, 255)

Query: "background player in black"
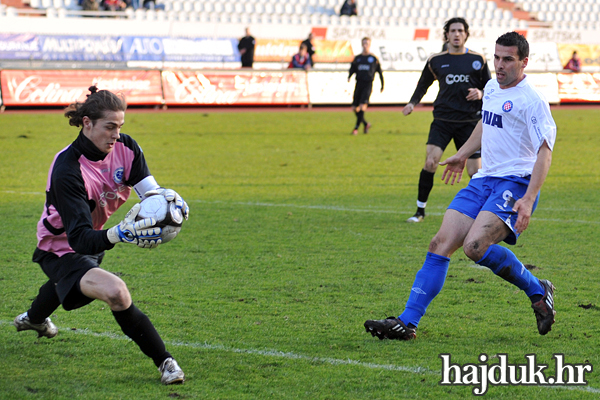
(238, 27, 255, 68)
(402, 18, 491, 222)
(348, 37, 384, 135)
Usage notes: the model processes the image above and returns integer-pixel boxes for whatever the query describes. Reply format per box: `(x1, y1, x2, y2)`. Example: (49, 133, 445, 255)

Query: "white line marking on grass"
(2, 320, 600, 394)
(0, 320, 432, 374)
(2, 191, 599, 224)
(193, 200, 600, 224)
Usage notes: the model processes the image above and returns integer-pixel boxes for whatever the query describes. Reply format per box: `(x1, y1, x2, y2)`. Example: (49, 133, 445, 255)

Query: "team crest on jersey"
(502, 100, 513, 112)
(368, 56, 374, 63)
(472, 60, 482, 70)
(113, 167, 124, 184)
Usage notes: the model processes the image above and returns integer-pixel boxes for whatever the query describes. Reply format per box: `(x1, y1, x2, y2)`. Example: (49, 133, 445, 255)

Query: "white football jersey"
(474, 76, 556, 178)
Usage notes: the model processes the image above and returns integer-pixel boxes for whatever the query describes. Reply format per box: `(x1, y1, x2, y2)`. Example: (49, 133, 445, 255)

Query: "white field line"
(192, 200, 600, 225)
(0, 320, 431, 374)
(2, 320, 600, 394)
(1, 191, 599, 224)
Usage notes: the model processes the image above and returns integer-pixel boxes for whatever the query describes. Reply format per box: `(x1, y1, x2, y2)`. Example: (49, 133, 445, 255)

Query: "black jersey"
(409, 49, 491, 122)
(348, 53, 384, 88)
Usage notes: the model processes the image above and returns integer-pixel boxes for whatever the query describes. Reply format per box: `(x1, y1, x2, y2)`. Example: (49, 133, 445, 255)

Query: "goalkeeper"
(13, 86, 189, 385)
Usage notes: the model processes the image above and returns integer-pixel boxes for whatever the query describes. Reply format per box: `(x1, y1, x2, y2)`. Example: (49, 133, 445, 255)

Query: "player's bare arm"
(440, 120, 482, 185)
(512, 141, 553, 234)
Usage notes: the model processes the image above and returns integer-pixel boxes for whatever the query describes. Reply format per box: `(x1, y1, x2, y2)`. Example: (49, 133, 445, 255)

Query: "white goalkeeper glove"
(144, 188, 189, 221)
(107, 203, 162, 249)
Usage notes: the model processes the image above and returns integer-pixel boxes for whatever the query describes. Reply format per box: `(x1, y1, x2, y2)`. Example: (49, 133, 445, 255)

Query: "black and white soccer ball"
(137, 194, 184, 243)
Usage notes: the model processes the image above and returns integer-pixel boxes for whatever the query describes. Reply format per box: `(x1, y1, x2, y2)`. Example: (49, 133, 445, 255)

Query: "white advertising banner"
(359, 40, 563, 73)
(307, 71, 439, 104)
(356, 40, 444, 71)
(307, 71, 558, 105)
(524, 73, 560, 104)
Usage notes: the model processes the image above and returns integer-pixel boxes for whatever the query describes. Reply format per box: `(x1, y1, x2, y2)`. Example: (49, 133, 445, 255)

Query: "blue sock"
(477, 244, 544, 298)
(399, 252, 450, 327)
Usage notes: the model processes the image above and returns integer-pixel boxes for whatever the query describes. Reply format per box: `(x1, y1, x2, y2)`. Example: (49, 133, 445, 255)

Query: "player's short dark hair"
(443, 17, 469, 42)
(362, 37, 370, 42)
(496, 31, 529, 60)
(64, 86, 127, 127)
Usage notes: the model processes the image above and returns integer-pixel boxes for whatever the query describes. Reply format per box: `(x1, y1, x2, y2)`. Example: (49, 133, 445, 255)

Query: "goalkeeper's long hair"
(64, 86, 127, 127)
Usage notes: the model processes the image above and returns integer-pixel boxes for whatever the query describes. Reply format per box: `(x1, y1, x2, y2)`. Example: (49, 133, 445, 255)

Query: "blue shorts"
(447, 175, 539, 245)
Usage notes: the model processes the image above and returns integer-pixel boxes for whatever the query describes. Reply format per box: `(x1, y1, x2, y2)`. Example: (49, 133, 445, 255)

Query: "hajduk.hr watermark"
(439, 353, 593, 396)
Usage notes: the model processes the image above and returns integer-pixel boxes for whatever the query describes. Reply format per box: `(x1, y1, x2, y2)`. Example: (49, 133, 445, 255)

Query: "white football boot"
(158, 357, 185, 385)
(14, 312, 58, 338)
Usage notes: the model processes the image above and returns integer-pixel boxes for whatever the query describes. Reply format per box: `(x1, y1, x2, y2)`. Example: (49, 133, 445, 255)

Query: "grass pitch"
(1, 106, 600, 399)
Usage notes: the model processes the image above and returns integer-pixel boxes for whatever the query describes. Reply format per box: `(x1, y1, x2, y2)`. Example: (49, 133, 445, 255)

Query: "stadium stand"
(1, 0, 531, 26)
(3, 0, 595, 32)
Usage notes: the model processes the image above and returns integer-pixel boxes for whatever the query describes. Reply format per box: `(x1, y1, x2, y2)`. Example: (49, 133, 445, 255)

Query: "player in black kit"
(403, 18, 491, 222)
(348, 37, 384, 135)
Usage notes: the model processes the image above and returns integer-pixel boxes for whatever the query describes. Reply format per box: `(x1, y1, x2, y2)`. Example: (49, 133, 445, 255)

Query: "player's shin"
(476, 244, 544, 298)
(399, 252, 450, 327)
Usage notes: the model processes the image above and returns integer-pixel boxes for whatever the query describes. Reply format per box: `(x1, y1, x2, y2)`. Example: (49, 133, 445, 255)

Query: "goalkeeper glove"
(144, 188, 189, 221)
(107, 203, 162, 249)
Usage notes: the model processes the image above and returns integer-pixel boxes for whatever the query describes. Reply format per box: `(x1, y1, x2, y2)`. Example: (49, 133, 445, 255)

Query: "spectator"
(82, 0, 99, 12)
(101, 0, 126, 11)
(142, 0, 164, 10)
(301, 33, 316, 66)
(238, 27, 256, 68)
(564, 51, 581, 72)
(340, 0, 357, 16)
(340, 0, 358, 16)
(288, 43, 312, 70)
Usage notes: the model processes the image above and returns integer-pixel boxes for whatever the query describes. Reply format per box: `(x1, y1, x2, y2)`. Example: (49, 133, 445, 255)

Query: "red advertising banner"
(557, 72, 600, 102)
(0, 70, 163, 106)
(161, 70, 309, 106)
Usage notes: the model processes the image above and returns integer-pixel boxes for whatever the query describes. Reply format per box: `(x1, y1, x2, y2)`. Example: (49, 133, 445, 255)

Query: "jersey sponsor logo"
(99, 185, 128, 207)
(113, 167, 124, 184)
(502, 100, 513, 112)
(472, 60, 482, 70)
(482, 110, 503, 128)
(445, 74, 470, 84)
(358, 64, 370, 70)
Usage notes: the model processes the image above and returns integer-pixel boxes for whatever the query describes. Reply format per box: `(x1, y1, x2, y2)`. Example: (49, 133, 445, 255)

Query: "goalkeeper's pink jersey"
(36, 132, 150, 257)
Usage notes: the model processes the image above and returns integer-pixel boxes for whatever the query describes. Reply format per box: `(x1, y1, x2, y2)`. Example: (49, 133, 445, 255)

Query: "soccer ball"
(137, 194, 184, 243)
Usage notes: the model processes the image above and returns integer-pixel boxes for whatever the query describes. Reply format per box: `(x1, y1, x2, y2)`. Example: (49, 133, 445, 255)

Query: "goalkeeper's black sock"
(113, 304, 171, 367)
(28, 280, 61, 324)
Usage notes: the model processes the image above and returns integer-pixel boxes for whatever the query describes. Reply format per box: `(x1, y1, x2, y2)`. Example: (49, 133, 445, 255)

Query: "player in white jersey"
(364, 32, 557, 341)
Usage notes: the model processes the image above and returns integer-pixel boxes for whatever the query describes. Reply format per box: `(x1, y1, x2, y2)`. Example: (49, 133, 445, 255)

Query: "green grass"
(1, 107, 599, 399)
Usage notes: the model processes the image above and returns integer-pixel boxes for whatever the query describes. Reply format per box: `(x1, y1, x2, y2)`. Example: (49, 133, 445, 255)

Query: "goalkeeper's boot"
(364, 122, 372, 134)
(364, 317, 416, 340)
(14, 312, 58, 338)
(532, 279, 556, 335)
(159, 357, 185, 385)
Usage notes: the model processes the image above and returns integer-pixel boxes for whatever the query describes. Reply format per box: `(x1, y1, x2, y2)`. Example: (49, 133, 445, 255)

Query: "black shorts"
(427, 119, 481, 159)
(352, 80, 373, 107)
(33, 248, 104, 311)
